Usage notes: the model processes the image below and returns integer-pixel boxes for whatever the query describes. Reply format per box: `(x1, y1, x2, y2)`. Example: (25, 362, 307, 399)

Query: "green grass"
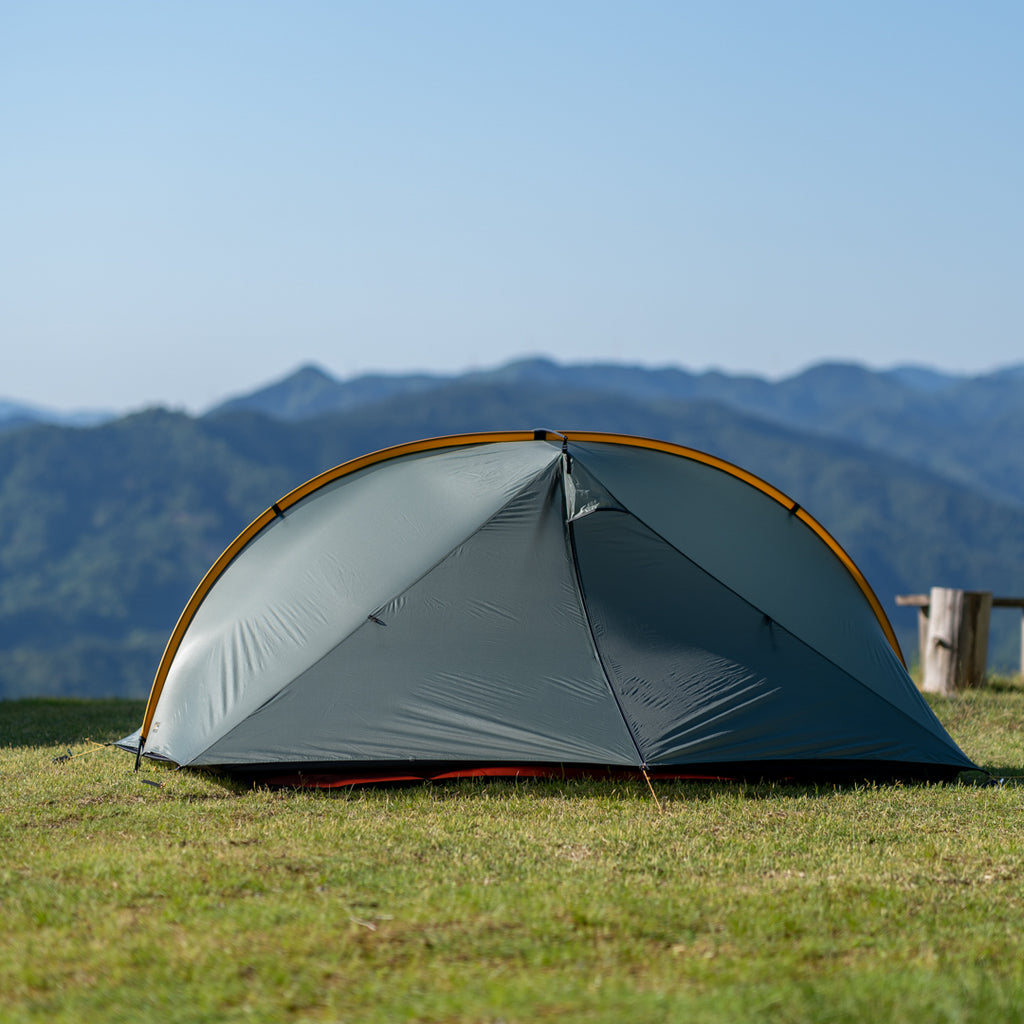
(3, 685, 1024, 1023)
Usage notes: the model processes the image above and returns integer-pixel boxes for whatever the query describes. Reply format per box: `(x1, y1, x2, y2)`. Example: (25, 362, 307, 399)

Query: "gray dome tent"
(122, 431, 975, 784)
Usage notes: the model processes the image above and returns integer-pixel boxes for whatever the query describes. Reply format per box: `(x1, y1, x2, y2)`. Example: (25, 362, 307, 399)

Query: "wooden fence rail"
(896, 589, 1024, 694)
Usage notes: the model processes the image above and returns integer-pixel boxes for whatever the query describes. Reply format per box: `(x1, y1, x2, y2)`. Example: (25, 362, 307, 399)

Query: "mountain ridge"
(5, 356, 1018, 429)
(2, 358, 1023, 699)
(206, 358, 1024, 509)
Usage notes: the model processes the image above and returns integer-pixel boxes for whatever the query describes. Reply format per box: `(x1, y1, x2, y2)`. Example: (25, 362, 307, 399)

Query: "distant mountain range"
(2, 357, 1023, 699)
(211, 357, 1024, 507)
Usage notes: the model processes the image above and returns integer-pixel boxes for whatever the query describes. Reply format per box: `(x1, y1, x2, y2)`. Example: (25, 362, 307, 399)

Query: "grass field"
(3, 684, 1024, 1023)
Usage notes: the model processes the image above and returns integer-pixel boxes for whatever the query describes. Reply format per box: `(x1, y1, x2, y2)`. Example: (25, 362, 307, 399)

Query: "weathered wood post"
(915, 603, 929, 667)
(921, 587, 992, 695)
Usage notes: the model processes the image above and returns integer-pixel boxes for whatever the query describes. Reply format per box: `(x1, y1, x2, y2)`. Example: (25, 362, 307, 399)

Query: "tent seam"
(560, 456, 648, 770)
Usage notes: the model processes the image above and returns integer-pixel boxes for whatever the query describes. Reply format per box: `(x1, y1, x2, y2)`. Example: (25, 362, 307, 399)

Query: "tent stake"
(641, 768, 664, 814)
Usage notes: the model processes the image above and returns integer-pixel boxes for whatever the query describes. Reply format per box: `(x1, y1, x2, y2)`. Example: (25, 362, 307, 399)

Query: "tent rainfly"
(119, 431, 976, 785)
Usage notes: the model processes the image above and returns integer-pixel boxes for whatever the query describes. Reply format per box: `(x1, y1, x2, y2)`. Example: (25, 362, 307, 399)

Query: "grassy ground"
(3, 685, 1024, 1024)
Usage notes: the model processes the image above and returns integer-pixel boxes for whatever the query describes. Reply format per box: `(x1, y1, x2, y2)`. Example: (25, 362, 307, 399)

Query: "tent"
(120, 430, 975, 784)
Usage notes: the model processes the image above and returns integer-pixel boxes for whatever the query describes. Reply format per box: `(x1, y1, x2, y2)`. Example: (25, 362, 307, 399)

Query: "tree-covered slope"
(212, 359, 1024, 509)
(3, 380, 1023, 698)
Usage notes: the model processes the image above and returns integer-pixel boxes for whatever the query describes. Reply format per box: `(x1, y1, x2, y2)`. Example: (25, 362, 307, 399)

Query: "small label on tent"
(568, 500, 601, 522)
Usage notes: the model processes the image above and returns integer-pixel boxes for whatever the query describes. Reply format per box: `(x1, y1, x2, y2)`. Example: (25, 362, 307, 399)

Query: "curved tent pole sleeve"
(562, 431, 907, 668)
(139, 503, 281, 742)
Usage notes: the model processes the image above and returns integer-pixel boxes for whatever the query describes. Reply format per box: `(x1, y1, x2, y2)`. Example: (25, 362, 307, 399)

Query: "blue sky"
(4, 2, 1022, 411)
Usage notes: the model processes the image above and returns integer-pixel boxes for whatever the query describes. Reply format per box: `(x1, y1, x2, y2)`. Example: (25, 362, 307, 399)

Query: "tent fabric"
(123, 431, 976, 782)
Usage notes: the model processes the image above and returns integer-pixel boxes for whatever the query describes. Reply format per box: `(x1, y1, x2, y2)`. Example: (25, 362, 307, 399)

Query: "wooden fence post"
(916, 603, 929, 668)
(921, 588, 993, 695)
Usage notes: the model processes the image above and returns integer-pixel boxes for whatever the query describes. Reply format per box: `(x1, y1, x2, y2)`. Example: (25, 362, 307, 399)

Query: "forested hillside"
(214, 358, 1024, 507)
(2, 361, 1023, 698)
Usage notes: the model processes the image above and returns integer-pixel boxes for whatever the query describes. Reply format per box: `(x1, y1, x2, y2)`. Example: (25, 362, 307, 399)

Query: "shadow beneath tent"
(145, 757, 982, 801)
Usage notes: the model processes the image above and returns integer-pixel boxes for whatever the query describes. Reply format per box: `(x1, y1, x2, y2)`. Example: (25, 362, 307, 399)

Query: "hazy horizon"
(5, 352, 1024, 420)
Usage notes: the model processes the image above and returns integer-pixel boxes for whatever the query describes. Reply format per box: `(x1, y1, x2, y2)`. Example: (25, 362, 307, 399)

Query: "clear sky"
(4, 2, 1022, 412)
